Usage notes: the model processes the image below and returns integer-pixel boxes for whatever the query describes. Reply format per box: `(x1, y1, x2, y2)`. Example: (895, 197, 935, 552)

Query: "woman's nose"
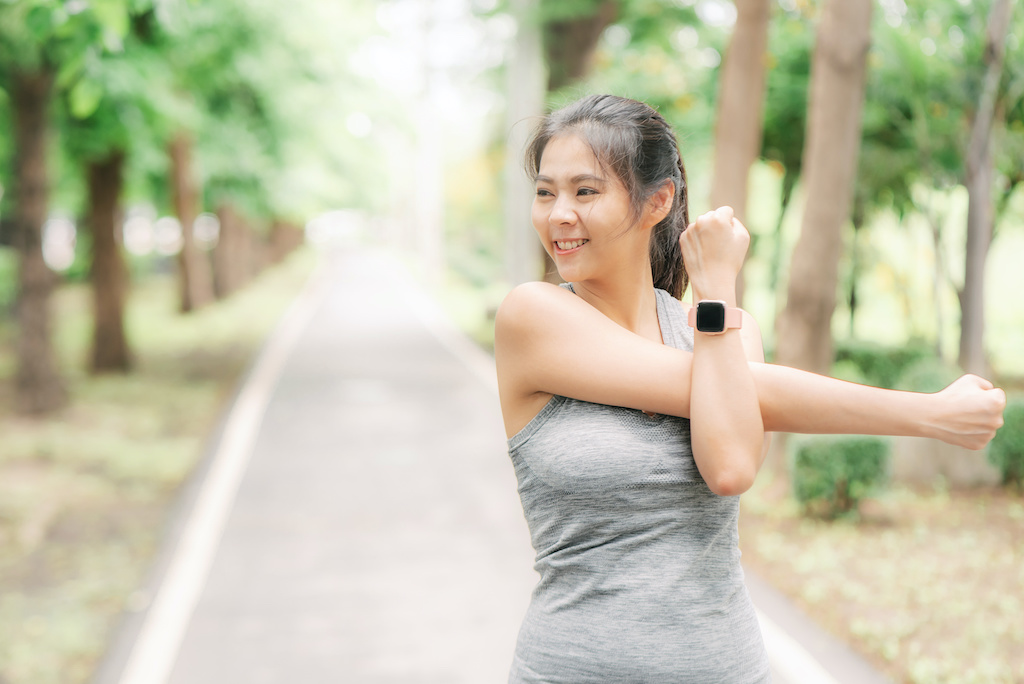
(550, 196, 577, 224)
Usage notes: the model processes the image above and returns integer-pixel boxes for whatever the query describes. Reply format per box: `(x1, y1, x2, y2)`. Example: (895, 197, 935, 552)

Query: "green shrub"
(831, 358, 869, 385)
(988, 399, 1024, 490)
(833, 340, 931, 389)
(897, 356, 961, 394)
(791, 436, 890, 518)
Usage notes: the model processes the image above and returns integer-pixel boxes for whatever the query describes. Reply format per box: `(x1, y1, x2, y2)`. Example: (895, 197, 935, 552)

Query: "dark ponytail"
(525, 94, 690, 298)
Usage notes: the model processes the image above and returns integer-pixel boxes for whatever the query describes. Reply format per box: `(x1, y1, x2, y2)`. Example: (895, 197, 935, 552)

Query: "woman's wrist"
(913, 391, 944, 441)
(690, 283, 738, 308)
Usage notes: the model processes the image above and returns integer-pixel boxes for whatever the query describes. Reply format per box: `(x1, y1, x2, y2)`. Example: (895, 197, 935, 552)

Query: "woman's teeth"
(556, 239, 588, 250)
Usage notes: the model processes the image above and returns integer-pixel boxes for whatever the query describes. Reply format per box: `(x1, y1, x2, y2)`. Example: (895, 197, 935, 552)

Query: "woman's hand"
(927, 374, 1006, 449)
(680, 206, 749, 303)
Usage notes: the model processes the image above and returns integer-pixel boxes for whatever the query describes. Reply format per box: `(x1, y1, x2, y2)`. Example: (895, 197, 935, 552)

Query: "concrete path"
(95, 246, 892, 684)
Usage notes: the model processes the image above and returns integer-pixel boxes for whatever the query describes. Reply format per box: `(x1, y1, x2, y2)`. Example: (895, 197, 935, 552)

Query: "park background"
(0, 0, 1022, 682)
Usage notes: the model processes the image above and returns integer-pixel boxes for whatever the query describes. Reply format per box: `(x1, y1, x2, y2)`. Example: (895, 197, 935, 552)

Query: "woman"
(493, 95, 1005, 683)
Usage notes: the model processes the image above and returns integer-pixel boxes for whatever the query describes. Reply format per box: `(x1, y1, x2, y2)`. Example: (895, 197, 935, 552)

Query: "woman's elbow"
(704, 461, 757, 497)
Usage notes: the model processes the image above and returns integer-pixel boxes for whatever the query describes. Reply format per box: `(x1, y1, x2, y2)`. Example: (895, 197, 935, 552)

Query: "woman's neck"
(569, 266, 661, 342)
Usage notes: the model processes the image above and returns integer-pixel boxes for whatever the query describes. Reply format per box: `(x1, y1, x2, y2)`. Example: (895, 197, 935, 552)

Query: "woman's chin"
(555, 264, 582, 284)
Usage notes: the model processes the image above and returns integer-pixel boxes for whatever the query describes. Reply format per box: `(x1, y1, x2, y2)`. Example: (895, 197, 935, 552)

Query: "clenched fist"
(680, 206, 749, 301)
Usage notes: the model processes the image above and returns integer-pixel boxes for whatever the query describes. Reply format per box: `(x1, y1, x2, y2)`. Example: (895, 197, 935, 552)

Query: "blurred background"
(0, 0, 1022, 682)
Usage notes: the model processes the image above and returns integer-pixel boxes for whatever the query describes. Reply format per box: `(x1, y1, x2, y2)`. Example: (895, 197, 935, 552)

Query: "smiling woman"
(492, 94, 1005, 684)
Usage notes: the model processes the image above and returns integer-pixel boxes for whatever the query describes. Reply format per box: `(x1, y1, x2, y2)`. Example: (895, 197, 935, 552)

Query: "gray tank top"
(507, 286, 770, 683)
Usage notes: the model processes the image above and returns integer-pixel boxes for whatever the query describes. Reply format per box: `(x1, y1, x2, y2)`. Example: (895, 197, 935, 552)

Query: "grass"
(0, 247, 318, 684)
(739, 469, 1024, 684)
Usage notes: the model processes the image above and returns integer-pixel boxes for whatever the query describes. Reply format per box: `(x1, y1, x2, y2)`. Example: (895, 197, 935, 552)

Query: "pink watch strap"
(687, 303, 743, 329)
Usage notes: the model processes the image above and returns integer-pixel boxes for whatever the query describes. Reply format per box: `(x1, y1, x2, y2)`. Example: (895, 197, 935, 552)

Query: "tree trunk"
(926, 211, 948, 360)
(86, 149, 131, 373)
(10, 69, 67, 415)
(269, 219, 303, 264)
(504, 0, 546, 286)
(169, 132, 213, 313)
(774, 0, 873, 376)
(768, 168, 797, 296)
(847, 200, 865, 339)
(213, 202, 247, 298)
(544, 0, 618, 92)
(539, 0, 618, 284)
(959, 0, 1012, 376)
(708, 0, 771, 306)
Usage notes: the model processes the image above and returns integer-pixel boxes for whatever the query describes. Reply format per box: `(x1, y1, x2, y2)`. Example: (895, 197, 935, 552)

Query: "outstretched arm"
(751, 365, 1001, 450)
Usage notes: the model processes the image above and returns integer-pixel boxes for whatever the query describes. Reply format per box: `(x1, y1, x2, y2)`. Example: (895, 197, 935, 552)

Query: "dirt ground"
(739, 474, 1024, 684)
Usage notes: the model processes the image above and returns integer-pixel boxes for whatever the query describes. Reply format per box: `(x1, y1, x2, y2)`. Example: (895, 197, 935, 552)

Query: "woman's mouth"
(555, 239, 589, 254)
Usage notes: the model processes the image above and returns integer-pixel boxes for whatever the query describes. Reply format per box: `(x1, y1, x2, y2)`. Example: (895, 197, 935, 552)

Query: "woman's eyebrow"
(534, 174, 607, 184)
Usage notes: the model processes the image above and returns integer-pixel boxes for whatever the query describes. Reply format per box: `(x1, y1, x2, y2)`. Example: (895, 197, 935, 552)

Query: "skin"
(494, 133, 1006, 497)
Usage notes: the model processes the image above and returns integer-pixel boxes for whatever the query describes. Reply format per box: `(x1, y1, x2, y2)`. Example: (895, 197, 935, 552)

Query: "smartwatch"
(687, 300, 742, 335)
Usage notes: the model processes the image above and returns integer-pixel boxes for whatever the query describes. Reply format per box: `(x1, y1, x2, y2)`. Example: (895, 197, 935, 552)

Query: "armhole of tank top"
(507, 394, 568, 453)
(655, 289, 692, 352)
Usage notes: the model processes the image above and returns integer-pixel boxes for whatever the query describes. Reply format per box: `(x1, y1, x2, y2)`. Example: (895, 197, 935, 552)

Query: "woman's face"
(532, 134, 645, 284)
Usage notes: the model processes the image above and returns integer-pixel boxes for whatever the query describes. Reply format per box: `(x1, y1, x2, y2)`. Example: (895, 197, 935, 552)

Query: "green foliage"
(0, 247, 17, 313)
(791, 436, 890, 519)
(988, 399, 1024, 490)
(896, 356, 961, 394)
(833, 340, 931, 389)
(580, 0, 717, 148)
(761, 8, 813, 182)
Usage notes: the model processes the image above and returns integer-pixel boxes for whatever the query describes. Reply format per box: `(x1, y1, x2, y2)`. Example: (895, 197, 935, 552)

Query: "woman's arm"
(494, 285, 1005, 451)
(684, 207, 764, 496)
(751, 365, 1002, 450)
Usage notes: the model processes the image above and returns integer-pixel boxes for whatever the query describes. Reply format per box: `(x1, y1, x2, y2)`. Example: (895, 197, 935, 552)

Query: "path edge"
(91, 252, 334, 684)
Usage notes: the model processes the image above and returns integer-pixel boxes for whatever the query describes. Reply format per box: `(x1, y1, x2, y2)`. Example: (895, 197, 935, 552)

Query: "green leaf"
(56, 49, 89, 89)
(26, 5, 55, 42)
(69, 78, 104, 118)
(92, 0, 130, 39)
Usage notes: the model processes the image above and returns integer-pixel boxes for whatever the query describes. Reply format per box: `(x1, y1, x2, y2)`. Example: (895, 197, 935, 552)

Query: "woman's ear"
(645, 179, 676, 228)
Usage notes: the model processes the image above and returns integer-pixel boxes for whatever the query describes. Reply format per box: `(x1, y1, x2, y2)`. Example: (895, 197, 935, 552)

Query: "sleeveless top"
(506, 286, 771, 683)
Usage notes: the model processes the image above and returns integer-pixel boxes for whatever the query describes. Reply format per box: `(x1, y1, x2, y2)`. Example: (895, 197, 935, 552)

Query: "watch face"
(696, 301, 726, 332)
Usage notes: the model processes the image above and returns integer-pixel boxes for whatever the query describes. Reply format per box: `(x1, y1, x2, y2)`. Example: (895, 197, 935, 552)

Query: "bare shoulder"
(494, 281, 575, 339)
(494, 282, 575, 437)
(495, 283, 697, 436)
(494, 281, 578, 393)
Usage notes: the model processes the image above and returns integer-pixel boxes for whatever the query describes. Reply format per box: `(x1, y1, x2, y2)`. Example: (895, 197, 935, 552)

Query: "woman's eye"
(536, 188, 553, 197)
(578, 187, 598, 196)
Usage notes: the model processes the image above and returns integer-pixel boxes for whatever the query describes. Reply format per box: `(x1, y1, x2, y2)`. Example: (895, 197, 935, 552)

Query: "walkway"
(93, 246, 892, 684)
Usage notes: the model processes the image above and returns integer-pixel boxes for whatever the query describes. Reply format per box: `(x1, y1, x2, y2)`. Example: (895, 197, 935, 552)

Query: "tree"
(7, 67, 66, 411)
(960, 0, 1014, 375)
(0, 1, 138, 411)
(543, 0, 618, 92)
(59, 8, 168, 372)
(168, 129, 214, 310)
(84, 149, 130, 371)
(708, 0, 771, 305)
(774, 0, 873, 376)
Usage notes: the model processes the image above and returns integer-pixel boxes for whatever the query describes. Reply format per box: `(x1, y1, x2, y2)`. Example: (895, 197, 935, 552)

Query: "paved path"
(95, 246, 892, 684)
